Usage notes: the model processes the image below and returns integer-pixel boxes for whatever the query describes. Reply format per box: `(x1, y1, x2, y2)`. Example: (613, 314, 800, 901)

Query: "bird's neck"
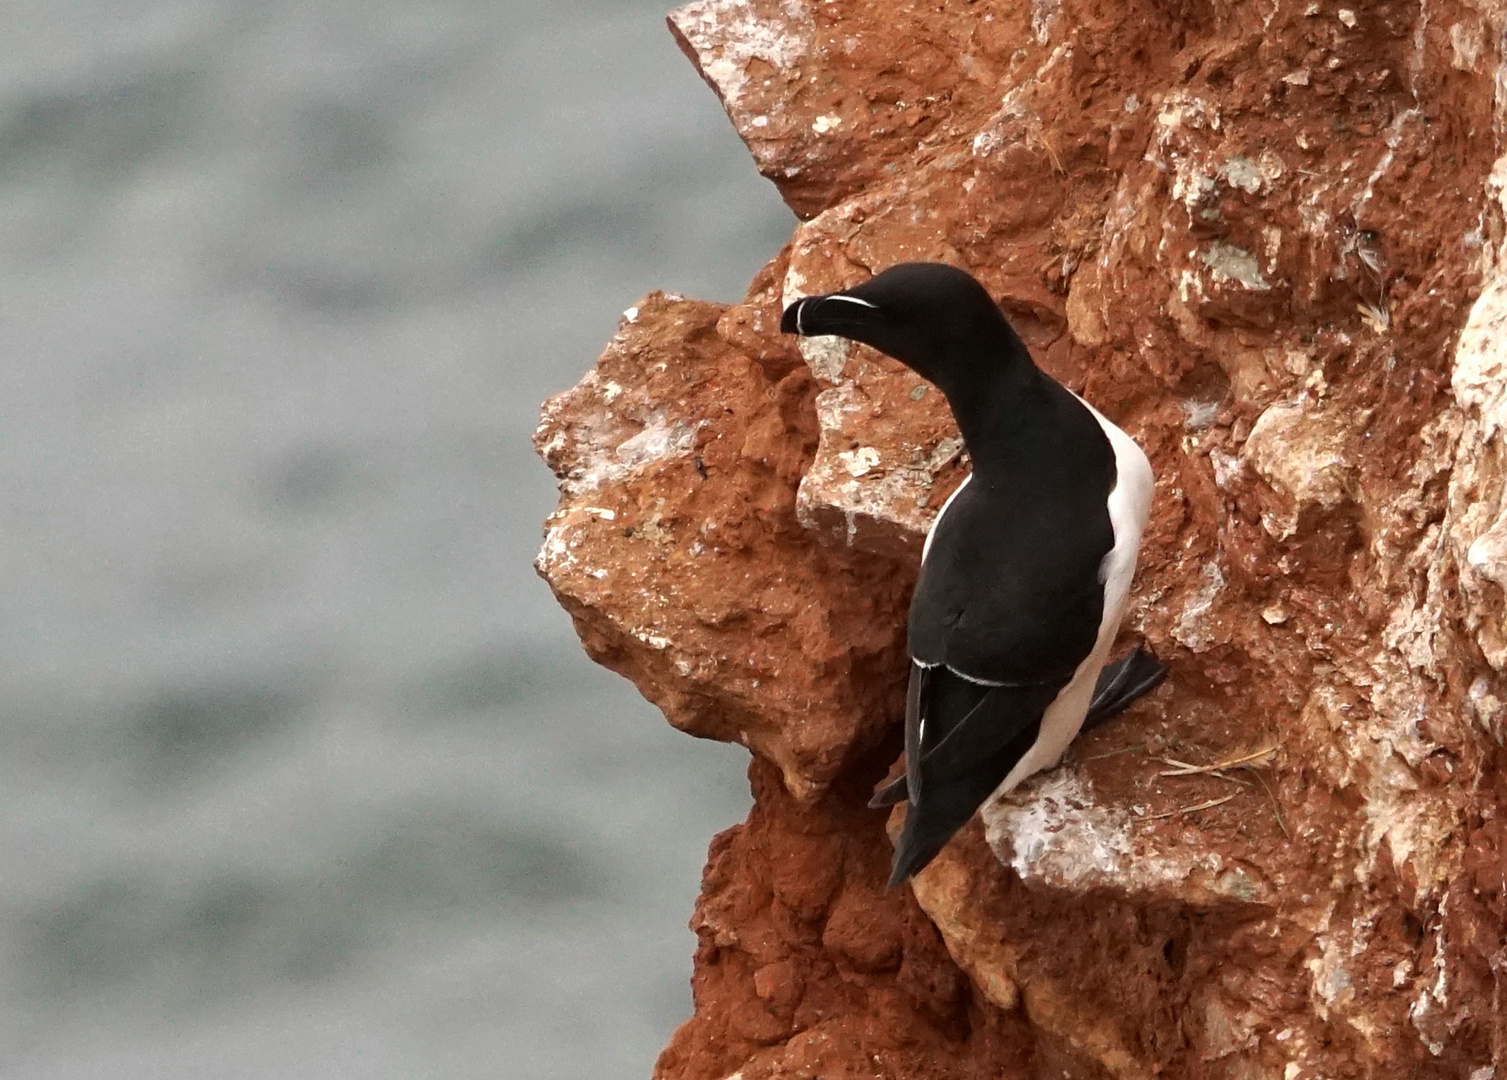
(939, 355, 1045, 476)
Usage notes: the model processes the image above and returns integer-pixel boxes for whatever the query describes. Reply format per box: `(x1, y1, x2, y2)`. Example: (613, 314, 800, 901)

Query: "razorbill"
(781, 263, 1158, 884)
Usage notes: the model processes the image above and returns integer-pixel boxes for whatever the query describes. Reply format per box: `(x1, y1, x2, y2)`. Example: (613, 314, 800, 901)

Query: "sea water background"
(0, 1, 793, 1075)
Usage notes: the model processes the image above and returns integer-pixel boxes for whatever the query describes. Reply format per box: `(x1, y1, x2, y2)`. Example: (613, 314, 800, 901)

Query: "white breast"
(1078, 396, 1154, 641)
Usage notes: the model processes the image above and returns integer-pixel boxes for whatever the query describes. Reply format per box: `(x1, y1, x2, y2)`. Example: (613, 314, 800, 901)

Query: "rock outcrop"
(536, 1, 1507, 1077)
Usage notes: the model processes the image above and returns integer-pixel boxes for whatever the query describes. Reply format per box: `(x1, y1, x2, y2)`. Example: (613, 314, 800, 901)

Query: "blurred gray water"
(0, 1, 793, 1076)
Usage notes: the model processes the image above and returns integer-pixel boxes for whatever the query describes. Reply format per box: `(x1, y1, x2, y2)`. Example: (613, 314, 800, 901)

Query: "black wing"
(886, 663, 1067, 885)
(908, 378, 1116, 684)
(868, 645, 1168, 810)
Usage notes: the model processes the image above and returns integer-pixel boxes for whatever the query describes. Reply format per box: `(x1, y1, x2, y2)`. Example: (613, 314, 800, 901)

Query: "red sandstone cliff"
(535, 2, 1507, 1076)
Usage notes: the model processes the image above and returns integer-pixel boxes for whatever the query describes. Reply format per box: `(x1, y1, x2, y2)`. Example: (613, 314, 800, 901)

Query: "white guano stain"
(1452, 21, 1485, 71)
(1200, 242, 1271, 290)
(537, 518, 578, 574)
(1306, 930, 1356, 1020)
(982, 773, 1254, 901)
(1154, 91, 1221, 136)
(555, 409, 699, 498)
(838, 446, 880, 477)
(969, 46, 1071, 162)
(1220, 156, 1266, 194)
(535, 506, 621, 578)
(1181, 398, 1221, 430)
(1030, 0, 1059, 42)
(1452, 184, 1507, 438)
(668, 0, 810, 107)
(1172, 166, 1218, 213)
(798, 336, 850, 383)
(633, 628, 674, 650)
(1173, 561, 1225, 651)
(1209, 449, 1241, 491)
(1298, 683, 1449, 904)
(615, 412, 695, 470)
(1409, 897, 1452, 1055)
(1445, 153, 1507, 670)
(994, 774, 1131, 882)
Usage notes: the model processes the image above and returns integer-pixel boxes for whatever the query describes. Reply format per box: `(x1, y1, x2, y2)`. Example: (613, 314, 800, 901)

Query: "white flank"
(996, 397, 1154, 792)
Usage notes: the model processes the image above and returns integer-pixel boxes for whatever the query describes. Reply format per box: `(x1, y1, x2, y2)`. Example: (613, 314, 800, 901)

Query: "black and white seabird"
(781, 263, 1160, 884)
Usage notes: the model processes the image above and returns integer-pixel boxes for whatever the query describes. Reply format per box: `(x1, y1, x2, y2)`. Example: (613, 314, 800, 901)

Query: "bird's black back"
(908, 369, 1117, 685)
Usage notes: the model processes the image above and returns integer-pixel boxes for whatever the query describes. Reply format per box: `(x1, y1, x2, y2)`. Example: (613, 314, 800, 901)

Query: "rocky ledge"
(536, 2, 1507, 1077)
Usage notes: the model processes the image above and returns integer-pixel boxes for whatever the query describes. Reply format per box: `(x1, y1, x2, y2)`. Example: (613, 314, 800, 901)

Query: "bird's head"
(779, 262, 1026, 393)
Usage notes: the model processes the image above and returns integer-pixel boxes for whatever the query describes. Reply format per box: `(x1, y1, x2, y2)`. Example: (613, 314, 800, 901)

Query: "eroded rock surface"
(537, 1, 1507, 1077)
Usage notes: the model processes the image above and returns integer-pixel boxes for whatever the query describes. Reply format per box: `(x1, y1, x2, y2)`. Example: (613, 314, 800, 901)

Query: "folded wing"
(886, 662, 1068, 885)
(869, 645, 1167, 809)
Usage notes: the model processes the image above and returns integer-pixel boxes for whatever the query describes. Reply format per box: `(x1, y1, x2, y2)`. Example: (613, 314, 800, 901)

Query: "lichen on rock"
(537, 1, 1507, 1077)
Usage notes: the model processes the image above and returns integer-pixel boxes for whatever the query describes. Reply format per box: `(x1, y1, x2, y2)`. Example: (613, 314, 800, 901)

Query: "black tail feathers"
(878, 645, 1169, 884)
(869, 646, 1169, 818)
(885, 722, 1041, 885)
